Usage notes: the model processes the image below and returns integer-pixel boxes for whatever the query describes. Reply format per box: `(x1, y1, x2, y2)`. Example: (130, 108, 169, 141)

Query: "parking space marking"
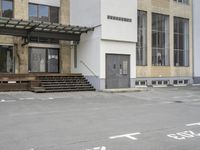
(186, 122, 200, 126)
(86, 146, 106, 150)
(1, 99, 16, 103)
(109, 132, 141, 141)
(167, 130, 200, 140)
(19, 97, 35, 100)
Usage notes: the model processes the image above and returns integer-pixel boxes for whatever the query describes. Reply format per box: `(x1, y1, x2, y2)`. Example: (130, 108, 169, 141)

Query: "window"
(38, 5, 49, 22)
(137, 10, 147, 66)
(0, 45, 14, 73)
(29, 4, 37, 21)
(152, 13, 169, 66)
(29, 48, 59, 73)
(174, 17, 189, 66)
(29, 3, 59, 23)
(0, 0, 13, 18)
(173, 0, 189, 5)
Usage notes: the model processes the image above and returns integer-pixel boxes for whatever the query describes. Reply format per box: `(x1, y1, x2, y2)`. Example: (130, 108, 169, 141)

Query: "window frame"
(136, 10, 147, 66)
(152, 13, 170, 67)
(173, 17, 189, 67)
(0, 0, 14, 18)
(28, 3, 59, 23)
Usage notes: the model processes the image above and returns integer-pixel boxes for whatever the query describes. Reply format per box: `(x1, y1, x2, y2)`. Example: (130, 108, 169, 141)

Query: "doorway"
(0, 45, 14, 73)
(29, 48, 59, 73)
(106, 54, 130, 89)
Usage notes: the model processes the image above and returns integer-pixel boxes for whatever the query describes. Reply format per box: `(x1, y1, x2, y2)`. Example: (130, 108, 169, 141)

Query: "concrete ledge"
(101, 88, 148, 93)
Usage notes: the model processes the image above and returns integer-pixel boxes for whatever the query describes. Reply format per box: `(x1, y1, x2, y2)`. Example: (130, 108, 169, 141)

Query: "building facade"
(0, 0, 72, 75)
(0, 0, 197, 91)
(70, 0, 137, 90)
(136, 0, 193, 87)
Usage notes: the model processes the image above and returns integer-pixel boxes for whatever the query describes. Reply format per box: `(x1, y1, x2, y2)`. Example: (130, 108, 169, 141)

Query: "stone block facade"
(137, 0, 193, 85)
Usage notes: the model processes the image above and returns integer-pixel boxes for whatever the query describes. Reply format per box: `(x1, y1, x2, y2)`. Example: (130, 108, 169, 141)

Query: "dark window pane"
(152, 13, 169, 66)
(0, 45, 13, 73)
(50, 7, 59, 23)
(137, 10, 147, 66)
(174, 17, 189, 66)
(29, 4, 38, 21)
(2, 0, 13, 18)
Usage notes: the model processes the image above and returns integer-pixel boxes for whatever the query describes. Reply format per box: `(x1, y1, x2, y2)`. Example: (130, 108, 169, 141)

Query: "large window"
(0, 45, 14, 73)
(29, 48, 59, 73)
(174, 17, 189, 67)
(0, 0, 13, 18)
(29, 3, 59, 23)
(137, 10, 147, 66)
(152, 13, 169, 66)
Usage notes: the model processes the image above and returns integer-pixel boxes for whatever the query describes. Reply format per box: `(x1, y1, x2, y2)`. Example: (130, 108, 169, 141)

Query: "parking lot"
(0, 86, 200, 150)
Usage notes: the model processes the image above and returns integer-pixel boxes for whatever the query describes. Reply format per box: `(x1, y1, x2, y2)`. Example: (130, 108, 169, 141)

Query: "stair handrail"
(80, 60, 98, 78)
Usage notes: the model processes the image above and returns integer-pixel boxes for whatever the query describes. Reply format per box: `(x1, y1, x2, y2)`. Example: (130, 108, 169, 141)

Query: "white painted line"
(1, 99, 6, 102)
(109, 132, 141, 141)
(1, 100, 16, 103)
(93, 147, 100, 150)
(86, 146, 106, 150)
(186, 122, 200, 126)
(48, 97, 54, 100)
(167, 130, 200, 140)
(19, 97, 34, 100)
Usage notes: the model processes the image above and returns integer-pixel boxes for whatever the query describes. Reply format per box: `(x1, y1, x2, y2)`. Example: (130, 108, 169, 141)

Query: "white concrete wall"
(29, 0, 60, 7)
(100, 40, 136, 79)
(70, 0, 101, 78)
(101, 0, 137, 42)
(193, 0, 200, 77)
(70, 0, 137, 89)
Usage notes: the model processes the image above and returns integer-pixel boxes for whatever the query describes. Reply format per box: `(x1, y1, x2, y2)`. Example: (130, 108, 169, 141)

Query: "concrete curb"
(100, 88, 149, 93)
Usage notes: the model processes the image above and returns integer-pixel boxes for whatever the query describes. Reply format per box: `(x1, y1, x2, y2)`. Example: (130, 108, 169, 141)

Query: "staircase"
(32, 74, 95, 93)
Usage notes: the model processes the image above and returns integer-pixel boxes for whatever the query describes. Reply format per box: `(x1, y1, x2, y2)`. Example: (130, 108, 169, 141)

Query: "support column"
(14, 37, 29, 74)
(59, 0, 71, 74)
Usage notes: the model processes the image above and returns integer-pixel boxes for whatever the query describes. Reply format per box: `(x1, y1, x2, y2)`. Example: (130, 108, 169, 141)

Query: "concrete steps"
(32, 75, 95, 93)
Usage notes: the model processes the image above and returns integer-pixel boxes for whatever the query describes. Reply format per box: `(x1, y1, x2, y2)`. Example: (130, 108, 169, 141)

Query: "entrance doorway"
(106, 54, 130, 89)
(29, 48, 59, 73)
(0, 45, 14, 73)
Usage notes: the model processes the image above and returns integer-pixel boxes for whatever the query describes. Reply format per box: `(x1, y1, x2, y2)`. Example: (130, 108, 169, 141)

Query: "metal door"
(48, 49, 59, 73)
(106, 54, 130, 89)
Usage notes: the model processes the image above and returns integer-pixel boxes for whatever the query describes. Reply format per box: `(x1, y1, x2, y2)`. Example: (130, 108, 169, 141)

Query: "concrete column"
(13, 0, 29, 74)
(59, 0, 71, 74)
(14, 37, 29, 74)
(14, 0, 28, 20)
(59, 41, 71, 74)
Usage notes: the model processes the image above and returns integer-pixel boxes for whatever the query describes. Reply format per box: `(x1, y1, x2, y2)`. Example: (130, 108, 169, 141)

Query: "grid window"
(137, 10, 147, 66)
(174, 17, 189, 67)
(0, 0, 13, 18)
(152, 13, 169, 66)
(29, 3, 59, 23)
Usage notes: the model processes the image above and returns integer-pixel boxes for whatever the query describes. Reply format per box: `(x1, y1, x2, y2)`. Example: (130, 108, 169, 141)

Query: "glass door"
(0, 45, 14, 73)
(48, 49, 59, 73)
(29, 48, 59, 73)
(29, 48, 46, 72)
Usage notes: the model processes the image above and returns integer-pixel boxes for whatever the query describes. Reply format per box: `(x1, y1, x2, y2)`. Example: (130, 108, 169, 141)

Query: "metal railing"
(80, 60, 98, 78)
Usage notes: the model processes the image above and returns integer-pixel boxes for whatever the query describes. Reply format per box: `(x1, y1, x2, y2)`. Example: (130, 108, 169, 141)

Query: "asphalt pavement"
(0, 86, 200, 150)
